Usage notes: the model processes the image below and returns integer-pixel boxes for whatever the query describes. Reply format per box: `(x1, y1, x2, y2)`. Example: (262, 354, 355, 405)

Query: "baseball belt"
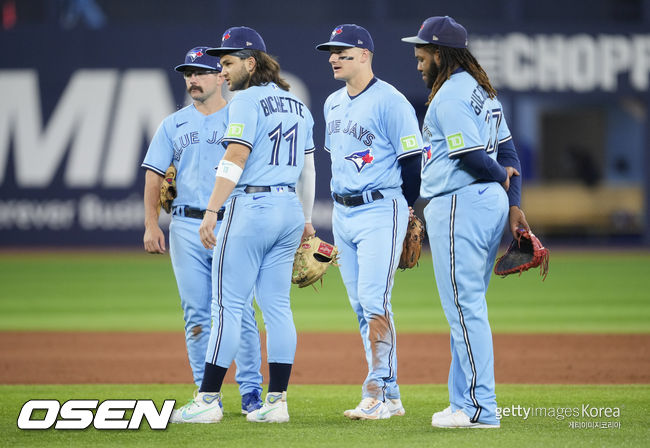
(333, 190, 384, 207)
(244, 185, 296, 193)
(173, 206, 224, 220)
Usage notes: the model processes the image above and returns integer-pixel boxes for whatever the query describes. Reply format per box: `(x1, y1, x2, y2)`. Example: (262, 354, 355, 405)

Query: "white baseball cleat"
(432, 405, 452, 420)
(386, 398, 406, 417)
(431, 409, 500, 428)
(169, 392, 223, 424)
(246, 391, 289, 423)
(344, 397, 391, 420)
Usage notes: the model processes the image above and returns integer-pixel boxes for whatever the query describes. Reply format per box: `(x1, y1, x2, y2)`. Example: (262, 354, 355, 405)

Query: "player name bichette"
(259, 95, 305, 117)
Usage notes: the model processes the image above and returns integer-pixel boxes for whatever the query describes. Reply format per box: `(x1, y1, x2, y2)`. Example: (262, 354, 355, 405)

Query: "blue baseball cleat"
(241, 390, 263, 415)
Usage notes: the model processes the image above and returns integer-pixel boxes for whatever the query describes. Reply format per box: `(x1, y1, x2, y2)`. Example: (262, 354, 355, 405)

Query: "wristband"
(216, 159, 243, 184)
(206, 208, 219, 215)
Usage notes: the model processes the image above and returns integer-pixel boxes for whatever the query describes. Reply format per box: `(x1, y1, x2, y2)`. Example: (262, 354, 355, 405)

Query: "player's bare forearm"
(198, 143, 250, 249)
(509, 206, 530, 240)
(143, 170, 166, 253)
(199, 176, 236, 249)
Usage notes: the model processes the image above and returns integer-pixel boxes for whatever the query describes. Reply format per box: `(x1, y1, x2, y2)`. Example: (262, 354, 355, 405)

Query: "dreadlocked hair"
(418, 44, 496, 105)
(248, 50, 290, 91)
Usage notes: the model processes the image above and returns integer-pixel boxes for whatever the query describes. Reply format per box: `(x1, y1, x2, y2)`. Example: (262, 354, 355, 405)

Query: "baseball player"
(142, 47, 263, 415)
(402, 16, 530, 428)
(170, 27, 316, 424)
(315, 24, 423, 420)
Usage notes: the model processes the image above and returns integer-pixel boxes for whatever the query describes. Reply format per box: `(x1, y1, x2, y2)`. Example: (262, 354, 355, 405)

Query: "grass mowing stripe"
(0, 252, 649, 333)
(0, 384, 646, 447)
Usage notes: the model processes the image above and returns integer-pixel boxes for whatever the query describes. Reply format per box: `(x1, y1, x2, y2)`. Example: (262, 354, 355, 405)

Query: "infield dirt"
(1, 332, 648, 385)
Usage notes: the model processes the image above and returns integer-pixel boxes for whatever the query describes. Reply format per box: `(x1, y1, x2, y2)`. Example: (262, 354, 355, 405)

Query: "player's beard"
(425, 61, 439, 89)
(228, 65, 252, 91)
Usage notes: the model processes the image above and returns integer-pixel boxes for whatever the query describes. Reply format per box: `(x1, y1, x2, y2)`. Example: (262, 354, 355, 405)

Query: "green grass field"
(0, 250, 649, 447)
(2, 384, 647, 447)
(0, 251, 648, 333)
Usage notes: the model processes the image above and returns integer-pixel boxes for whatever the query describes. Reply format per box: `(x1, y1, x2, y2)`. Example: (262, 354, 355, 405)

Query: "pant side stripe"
(449, 195, 482, 422)
(210, 197, 237, 366)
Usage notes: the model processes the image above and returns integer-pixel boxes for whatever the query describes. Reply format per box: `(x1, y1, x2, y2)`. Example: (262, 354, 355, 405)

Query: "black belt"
(244, 186, 296, 193)
(173, 206, 224, 221)
(333, 190, 384, 207)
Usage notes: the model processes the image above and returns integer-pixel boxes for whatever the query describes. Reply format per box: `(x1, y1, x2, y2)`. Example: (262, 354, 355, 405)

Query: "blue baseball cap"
(315, 24, 374, 53)
(206, 26, 267, 56)
(401, 16, 468, 49)
(174, 46, 222, 72)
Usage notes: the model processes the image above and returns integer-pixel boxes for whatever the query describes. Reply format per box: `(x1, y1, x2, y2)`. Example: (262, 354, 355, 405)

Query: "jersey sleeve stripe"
(221, 138, 253, 150)
(141, 163, 166, 176)
(305, 147, 315, 154)
(498, 135, 513, 144)
(396, 149, 421, 161)
(323, 145, 331, 153)
(448, 145, 484, 158)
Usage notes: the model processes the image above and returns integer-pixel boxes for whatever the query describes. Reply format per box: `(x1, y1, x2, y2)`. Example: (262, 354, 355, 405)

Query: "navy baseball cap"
(315, 24, 374, 53)
(174, 46, 222, 72)
(401, 16, 468, 49)
(206, 26, 266, 56)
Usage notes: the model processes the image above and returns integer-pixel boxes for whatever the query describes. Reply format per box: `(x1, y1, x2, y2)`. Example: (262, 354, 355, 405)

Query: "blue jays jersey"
(324, 78, 423, 195)
(420, 70, 513, 199)
(142, 104, 227, 207)
(221, 83, 315, 191)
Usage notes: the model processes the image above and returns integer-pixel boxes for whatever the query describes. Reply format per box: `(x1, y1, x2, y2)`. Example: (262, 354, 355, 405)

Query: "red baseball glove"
(494, 229, 549, 280)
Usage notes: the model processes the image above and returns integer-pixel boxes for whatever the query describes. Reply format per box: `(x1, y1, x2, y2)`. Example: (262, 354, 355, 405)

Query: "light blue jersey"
(221, 83, 314, 191)
(421, 68, 512, 426)
(206, 82, 313, 375)
(142, 102, 263, 398)
(324, 78, 422, 195)
(323, 78, 421, 403)
(420, 70, 513, 199)
(142, 103, 226, 207)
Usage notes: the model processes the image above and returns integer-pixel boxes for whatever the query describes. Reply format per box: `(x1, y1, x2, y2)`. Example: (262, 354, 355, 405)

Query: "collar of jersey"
(348, 77, 378, 100)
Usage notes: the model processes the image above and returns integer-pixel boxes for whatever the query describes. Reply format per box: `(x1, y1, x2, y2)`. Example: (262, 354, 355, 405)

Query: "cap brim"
(206, 46, 244, 56)
(315, 41, 355, 51)
(174, 63, 221, 72)
(401, 36, 430, 44)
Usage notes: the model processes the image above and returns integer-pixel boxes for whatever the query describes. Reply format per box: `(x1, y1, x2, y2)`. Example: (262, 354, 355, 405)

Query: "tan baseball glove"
(291, 236, 339, 288)
(398, 216, 426, 269)
(159, 164, 177, 214)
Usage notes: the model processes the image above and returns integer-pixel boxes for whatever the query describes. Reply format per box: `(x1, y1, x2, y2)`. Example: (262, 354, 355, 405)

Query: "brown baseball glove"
(398, 216, 426, 269)
(159, 164, 177, 214)
(494, 229, 549, 280)
(291, 236, 339, 288)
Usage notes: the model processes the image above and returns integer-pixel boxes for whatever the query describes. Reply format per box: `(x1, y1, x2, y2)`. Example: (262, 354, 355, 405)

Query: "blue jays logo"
(345, 149, 374, 172)
(222, 31, 231, 42)
(421, 144, 432, 169)
(188, 50, 203, 62)
(331, 26, 343, 39)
